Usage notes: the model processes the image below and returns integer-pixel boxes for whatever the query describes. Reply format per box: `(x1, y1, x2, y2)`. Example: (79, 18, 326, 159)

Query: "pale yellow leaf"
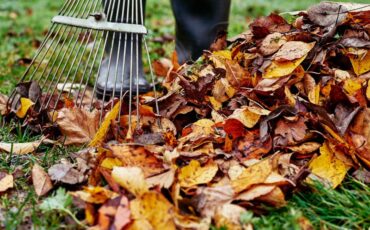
(70, 186, 118, 204)
(0, 173, 13, 192)
(214, 204, 245, 230)
(112, 166, 149, 196)
(0, 139, 42, 154)
(32, 164, 53, 196)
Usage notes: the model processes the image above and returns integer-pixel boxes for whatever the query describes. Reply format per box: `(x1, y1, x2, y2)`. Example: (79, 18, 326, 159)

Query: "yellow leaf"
(212, 50, 232, 60)
(178, 160, 218, 187)
(308, 84, 320, 105)
(343, 78, 362, 95)
(214, 204, 245, 230)
(100, 157, 123, 169)
(112, 166, 149, 196)
(231, 159, 272, 193)
(366, 80, 370, 100)
(309, 142, 350, 188)
(263, 57, 306, 78)
(70, 186, 118, 204)
(229, 107, 263, 128)
(347, 48, 370, 76)
(16, 98, 34, 118)
(129, 192, 175, 230)
(208, 96, 222, 111)
(89, 102, 120, 147)
(0, 173, 13, 192)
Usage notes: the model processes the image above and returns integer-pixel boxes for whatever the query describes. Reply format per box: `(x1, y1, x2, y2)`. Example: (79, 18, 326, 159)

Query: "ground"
(0, 0, 370, 229)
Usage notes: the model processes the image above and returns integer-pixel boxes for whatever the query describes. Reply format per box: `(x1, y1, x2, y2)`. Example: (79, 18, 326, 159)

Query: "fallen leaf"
(114, 196, 131, 230)
(56, 108, 99, 145)
(0, 172, 13, 192)
(231, 159, 273, 193)
(236, 184, 276, 201)
(274, 41, 315, 62)
(260, 32, 287, 56)
(347, 48, 370, 76)
(70, 186, 118, 204)
(15, 97, 34, 118)
(287, 142, 321, 154)
(90, 102, 120, 146)
(263, 57, 306, 78)
(48, 159, 87, 184)
(214, 204, 245, 230)
(112, 166, 149, 196)
(0, 139, 43, 155)
(32, 164, 53, 196)
(129, 192, 175, 230)
(309, 142, 350, 188)
(146, 169, 175, 189)
(178, 160, 218, 187)
(307, 2, 347, 27)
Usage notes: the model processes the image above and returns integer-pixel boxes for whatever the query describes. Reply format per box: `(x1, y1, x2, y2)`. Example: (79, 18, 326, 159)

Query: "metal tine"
(135, 0, 140, 128)
(143, 37, 161, 129)
(39, 0, 92, 111)
(44, 0, 99, 111)
(61, 0, 102, 100)
(99, 0, 124, 123)
(89, 0, 121, 110)
(28, 0, 85, 106)
(117, 0, 132, 131)
(35, 0, 86, 86)
(77, 33, 105, 107)
(110, 0, 128, 108)
(6, 0, 75, 107)
(127, 0, 136, 140)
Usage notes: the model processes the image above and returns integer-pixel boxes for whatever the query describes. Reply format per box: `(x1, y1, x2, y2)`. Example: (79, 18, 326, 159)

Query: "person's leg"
(170, 0, 231, 64)
(97, 0, 149, 99)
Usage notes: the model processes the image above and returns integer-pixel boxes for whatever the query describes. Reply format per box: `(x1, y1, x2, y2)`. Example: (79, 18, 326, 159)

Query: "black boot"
(96, 0, 149, 99)
(170, 0, 231, 64)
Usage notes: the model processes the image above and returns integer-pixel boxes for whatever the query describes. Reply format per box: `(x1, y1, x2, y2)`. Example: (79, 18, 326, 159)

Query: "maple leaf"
(55, 107, 99, 145)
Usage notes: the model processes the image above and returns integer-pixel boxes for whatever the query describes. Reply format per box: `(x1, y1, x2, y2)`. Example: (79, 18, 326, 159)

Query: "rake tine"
(127, 0, 136, 140)
(135, 0, 140, 126)
(89, 0, 119, 110)
(40, 0, 92, 110)
(46, 1, 103, 111)
(118, 0, 132, 125)
(66, 0, 101, 98)
(143, 37, 161, 129)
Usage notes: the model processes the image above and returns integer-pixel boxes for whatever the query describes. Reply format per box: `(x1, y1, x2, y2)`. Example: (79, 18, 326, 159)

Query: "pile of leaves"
(1, 2, 370, 229)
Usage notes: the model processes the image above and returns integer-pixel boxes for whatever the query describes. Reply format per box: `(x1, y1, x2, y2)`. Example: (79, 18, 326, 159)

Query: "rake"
(7, 0, 160, 138)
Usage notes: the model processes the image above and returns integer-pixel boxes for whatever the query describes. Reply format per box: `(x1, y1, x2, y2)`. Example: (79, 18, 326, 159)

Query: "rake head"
(6, 0, 160, 139)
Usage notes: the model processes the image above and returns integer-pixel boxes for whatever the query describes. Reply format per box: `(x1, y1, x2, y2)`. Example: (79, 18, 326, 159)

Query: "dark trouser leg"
(97, 0, 149, 99)
(170, 0, 231, 64)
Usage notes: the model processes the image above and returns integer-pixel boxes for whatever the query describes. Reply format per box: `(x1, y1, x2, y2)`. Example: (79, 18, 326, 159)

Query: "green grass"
(1, 0, 370, 229)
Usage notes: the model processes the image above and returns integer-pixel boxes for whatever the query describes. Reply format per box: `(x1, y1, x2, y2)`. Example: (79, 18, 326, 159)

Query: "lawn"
(0, 0, 370, 229)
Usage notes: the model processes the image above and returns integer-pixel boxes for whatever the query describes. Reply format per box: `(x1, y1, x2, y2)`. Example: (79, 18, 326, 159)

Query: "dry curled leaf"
(0, 139, 43, 155)
(32, 164, 53, 196)
(56, 108, 99, 145)
(112, 166, 149, 197)
(0, 172, 13, 192)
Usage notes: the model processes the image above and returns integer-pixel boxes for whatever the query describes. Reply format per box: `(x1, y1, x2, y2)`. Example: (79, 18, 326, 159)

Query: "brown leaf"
(260, 32, 287, 56)
(250, 13, 291, 38)
(0, 94, 8, 115)
(56, 108, 99, 145)
(274, 116, 308, 146)
(0, 139, 43, 155)
(48, 159, 88, 184)
(0, 172, 13, 192)
(307, 2, 348, 27)
(31, 164, 53, 196)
